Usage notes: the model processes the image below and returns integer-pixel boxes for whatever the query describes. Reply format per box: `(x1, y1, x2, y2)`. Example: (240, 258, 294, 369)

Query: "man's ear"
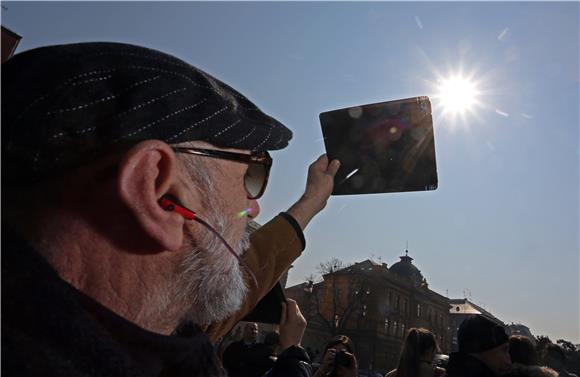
(116, 140, 185, 252)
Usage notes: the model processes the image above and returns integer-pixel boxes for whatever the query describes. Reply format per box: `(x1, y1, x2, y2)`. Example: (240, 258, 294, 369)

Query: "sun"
(436, 75, 479, 115)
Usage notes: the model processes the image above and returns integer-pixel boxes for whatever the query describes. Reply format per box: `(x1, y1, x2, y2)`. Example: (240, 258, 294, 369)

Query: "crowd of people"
(219, 316, 577, 377)
(1, 41, 577, 377)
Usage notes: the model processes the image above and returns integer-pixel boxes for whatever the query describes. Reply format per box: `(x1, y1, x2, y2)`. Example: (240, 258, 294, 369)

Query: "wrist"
(287, 196, 322, 229)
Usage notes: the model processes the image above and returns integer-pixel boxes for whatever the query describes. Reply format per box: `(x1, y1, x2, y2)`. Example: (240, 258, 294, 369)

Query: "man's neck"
(12, 209, 183, 335)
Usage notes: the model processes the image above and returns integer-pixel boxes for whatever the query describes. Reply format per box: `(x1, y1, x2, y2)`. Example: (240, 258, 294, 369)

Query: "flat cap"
(2, 42, 292, 183)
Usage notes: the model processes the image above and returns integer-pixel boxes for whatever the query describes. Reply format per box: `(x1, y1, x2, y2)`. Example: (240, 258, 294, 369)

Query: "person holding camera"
(313, 335, 358, 377)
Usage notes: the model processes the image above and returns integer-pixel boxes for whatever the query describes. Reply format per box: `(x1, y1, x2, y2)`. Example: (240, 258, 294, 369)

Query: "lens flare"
(237, 208, 253, 218)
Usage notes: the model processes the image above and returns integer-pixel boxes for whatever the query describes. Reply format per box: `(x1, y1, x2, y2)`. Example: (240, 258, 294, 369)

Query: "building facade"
(286, 251, 451, 374)
(448, 298, 504, 352)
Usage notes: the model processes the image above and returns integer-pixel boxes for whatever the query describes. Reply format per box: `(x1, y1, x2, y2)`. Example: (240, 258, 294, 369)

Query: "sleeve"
(268, 346, 312, 377)
(205, 213, 305, 341)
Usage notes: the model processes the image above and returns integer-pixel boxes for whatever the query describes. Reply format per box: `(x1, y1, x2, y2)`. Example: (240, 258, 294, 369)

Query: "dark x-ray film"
(320, 96, 438, 195)
(241, 282, 285, 324)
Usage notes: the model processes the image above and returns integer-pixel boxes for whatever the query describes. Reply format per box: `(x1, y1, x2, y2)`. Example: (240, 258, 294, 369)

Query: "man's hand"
(278, 299, 307, 352)
(287, 154, 340, 229)
(313, 348, 337, 377)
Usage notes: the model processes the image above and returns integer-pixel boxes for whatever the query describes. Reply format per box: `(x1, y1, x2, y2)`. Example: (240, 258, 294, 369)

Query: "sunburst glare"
(425, 65, 491, 130)
(437, 76, 478, 115)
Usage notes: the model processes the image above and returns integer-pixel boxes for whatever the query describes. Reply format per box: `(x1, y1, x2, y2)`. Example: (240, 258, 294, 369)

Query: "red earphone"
(159, 195, 196, 220)
(158, 194, 258, 288)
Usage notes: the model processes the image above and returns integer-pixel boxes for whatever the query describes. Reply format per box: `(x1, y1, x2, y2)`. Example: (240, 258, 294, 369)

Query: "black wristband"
(279, 212, 306, 251)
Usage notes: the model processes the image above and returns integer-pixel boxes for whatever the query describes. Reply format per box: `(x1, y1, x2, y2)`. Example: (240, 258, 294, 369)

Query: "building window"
(401, 323, 406, 337)
(388, 291, 392, 304)
(384, 318, 390, 333)
(396, 295, 401, 312)
(404, 299, 408, 314)
(393, 321, 398, 336)
(334, 314, 340, 328)
(417, 304, 421, 318)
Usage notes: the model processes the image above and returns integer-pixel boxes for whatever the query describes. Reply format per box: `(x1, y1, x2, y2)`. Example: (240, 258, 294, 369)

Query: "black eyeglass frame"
(172, 147, 272, 199)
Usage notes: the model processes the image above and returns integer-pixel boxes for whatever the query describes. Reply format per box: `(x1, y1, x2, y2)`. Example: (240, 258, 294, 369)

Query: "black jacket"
(223, 340, 276, 377)
(1, 231, 225, 377)
(447, 352, 497, 377)
(265, 346, 312, 377)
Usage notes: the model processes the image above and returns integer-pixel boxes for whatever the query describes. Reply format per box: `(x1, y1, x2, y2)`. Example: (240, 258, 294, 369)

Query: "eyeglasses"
(172, 147, 272, 200)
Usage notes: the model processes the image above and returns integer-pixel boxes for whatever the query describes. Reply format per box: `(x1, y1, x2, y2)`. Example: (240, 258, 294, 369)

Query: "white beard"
(145, 150, 254, 329)
(168, 200, 252, 327)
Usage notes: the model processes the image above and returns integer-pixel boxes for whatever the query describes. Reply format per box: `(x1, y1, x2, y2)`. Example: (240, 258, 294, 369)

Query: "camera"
(334, 350, 351, 368)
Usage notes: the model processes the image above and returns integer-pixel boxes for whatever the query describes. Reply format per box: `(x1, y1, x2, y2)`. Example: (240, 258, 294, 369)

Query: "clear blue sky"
(3, 1, 578, 343)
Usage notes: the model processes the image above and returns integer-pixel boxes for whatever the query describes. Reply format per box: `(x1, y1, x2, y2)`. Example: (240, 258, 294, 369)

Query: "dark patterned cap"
(2, 42, 292, 183)
(458, 315, 509, 354)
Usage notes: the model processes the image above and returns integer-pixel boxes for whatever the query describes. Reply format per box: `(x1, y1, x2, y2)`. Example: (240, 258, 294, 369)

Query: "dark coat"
(447, 352, 497, 377)
(264, 346, 312, 377)
(223, 341, 276, 377)
(1, 231, 225, 377)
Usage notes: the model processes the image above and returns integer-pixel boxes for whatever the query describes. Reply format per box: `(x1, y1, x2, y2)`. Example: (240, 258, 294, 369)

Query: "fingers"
(310, 154, 340, 176)
(310, 154, 328, 168)
(285, 298, 304, 324)
(346, 352, 357, 367)
(346, 352, 358, 374)
(278, 299, 306, 351)
(325, 348, 337, 359)
(322, 348, 337, 370)
(327, 158, 340, 176)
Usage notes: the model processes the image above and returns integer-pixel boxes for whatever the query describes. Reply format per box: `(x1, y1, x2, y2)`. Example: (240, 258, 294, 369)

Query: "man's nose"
(247, 199, 260, 219)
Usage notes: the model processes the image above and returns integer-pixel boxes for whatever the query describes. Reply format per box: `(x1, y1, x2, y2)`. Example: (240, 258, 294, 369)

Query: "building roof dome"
(389, 250, 424, 286)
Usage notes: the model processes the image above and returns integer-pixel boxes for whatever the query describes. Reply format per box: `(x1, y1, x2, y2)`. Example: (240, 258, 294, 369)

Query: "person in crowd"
(312, 335, 358, 377)
(447, 315, 512, 377)
(544, 344, 579, 377)
(2, 42, 339, 377)
(385, 328, 445, 377)
(508, 335, 557, 377)
(223, 322, 268, 377)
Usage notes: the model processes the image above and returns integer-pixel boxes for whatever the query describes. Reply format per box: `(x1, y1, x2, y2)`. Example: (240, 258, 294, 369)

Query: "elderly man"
(2, 42, 338, 376)
(447, 315, 513, 377)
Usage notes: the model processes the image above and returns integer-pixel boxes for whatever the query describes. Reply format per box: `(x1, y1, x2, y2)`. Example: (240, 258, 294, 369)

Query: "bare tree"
(307, 258, 370, 336)
(316, 257, 344, 276)
(304, 273, 320, 284)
